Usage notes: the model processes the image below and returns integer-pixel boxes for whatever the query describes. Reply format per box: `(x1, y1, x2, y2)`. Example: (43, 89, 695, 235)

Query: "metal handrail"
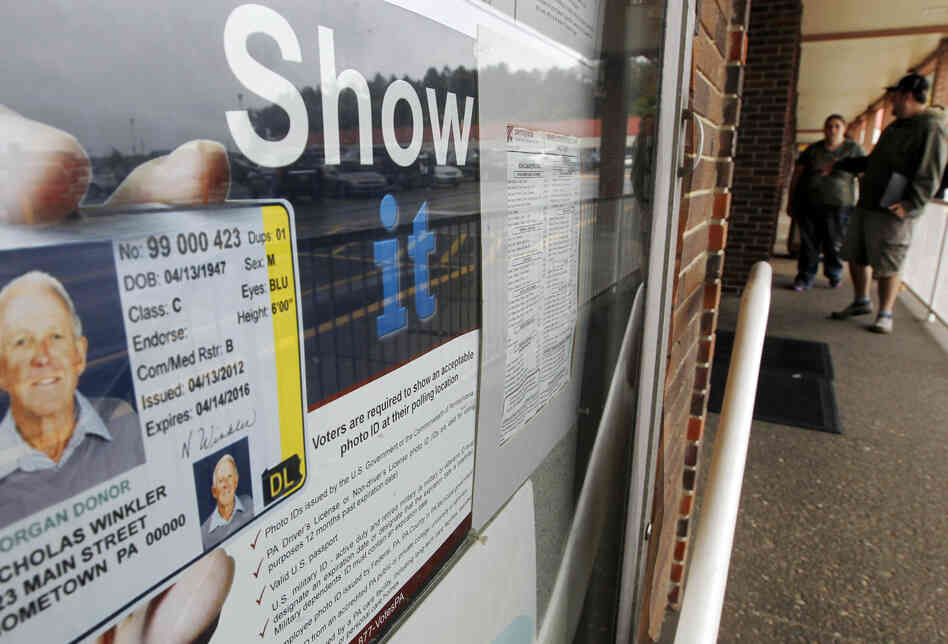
(673, 261, 771, 644)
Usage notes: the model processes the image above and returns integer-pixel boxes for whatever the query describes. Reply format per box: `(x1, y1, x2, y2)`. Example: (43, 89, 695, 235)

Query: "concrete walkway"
(661, 256, 948, 643)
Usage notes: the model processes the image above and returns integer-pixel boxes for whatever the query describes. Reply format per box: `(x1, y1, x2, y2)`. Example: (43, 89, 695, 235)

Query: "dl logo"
(373, 194, 436, 338)
(262, 454, 303, 504)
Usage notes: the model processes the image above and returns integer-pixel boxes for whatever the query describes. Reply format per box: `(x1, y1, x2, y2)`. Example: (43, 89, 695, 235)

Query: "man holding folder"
(831, 73, 948, 333)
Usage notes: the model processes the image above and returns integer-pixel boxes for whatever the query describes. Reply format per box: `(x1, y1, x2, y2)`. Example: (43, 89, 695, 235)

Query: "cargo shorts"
(840, 207, 916, 277)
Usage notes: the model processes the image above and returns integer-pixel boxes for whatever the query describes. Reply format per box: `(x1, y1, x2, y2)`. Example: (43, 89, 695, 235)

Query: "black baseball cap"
(885, 73, 929, 95)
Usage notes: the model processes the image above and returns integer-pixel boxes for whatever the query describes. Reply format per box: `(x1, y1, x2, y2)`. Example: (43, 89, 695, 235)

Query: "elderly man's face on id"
(0, 285, 87, 418)
(212, 459, 239, 507)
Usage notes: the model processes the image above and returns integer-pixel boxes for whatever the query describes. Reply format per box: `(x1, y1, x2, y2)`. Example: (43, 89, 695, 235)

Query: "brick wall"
(725, 0, 802, 293)
(638, 0, 750, 640)
(643, 10, 948, 643)
(646, 12, 948, 642)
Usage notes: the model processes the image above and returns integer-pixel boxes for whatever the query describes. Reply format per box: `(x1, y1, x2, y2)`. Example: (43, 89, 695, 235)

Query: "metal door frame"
(616, 0, 697, 641)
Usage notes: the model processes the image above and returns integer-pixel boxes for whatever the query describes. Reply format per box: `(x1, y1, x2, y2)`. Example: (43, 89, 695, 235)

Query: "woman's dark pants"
(796, 205, 849, 286)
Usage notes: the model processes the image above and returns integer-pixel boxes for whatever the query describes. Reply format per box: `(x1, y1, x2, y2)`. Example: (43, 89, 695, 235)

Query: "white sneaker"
(869, 315, 893, 334)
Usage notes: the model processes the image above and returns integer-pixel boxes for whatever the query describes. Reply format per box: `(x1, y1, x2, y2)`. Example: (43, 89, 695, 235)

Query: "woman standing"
(788, 114, 866, 290)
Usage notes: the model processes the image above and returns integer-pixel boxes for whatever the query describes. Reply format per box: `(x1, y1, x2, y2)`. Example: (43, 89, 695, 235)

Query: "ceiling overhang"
(796, 1, 948, 145)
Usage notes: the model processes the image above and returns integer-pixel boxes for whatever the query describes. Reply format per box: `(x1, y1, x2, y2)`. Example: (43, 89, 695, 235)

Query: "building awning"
(796, 0, 947, 145)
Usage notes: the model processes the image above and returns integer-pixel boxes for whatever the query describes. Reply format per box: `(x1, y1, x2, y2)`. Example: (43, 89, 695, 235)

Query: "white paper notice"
(389, 481, 536, 644)
(499, 126, 580, 445)
(212, 331, 478, 644)
(514, 0, 603, 58)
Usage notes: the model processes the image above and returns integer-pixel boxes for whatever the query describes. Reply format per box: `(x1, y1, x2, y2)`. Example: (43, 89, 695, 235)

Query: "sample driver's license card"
(0, 202, 306, 641)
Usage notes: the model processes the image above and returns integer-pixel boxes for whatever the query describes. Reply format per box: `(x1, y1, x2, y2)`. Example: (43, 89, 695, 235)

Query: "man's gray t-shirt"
(0, 394, 145, 529)
(797, 139, 865, 207)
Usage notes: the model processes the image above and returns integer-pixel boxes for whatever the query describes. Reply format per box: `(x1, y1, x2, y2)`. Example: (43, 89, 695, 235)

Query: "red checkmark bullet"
(252, 557, 263, 578)
(259, 616, 270, 638)
(256, 586, 266, 605)
(250, 529, 261, 549)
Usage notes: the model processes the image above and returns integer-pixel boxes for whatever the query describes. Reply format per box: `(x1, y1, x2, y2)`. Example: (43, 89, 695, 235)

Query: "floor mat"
(713, 330, 835, 380)
(708, 331, 842, 434)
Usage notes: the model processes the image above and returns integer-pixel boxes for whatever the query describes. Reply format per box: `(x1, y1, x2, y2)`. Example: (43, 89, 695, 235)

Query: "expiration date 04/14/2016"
(195, 382, 252, 416)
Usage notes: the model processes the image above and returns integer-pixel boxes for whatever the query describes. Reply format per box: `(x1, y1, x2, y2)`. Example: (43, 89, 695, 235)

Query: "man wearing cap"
(831, 73, 948, 333)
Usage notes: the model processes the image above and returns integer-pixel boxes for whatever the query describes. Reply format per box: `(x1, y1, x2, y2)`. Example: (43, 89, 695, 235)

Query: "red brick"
(706, 251, 725, 280)
(733, 0, 750, 27)
(680, 490, 694, 516)
(691, 390, 707, 416)
(728, 30, 748, 63)
(694, 364, 709, 391)
(666, 333, 699, 421)
(698, 336, 715, 363)
(685, 117, 730, 156)
(687, 416, 705, 441)
(669, 276, 705, 345)
(690, 70, 723, 124)
(720, 127, 737, 156)
(683, 153, 718, 193)
(685, 444, 699, 467)
(694, 32, 726, 91)
(725, 63, 745, 95)
(724, 96, 742, 126)
(709, 220, 728, 251)
(665, 462, 687, 521)
(700, 0, 729, 55)
(682, 470, 696, 493)
(652, 538, 675, 629)
(704, 280, 722, 310)
(679, 192, 716, 234)
(701, 309, 717, 335)
(666, 333, 698, 404)
(713, 191, 732, 219)
(677, 256, 709, 308)
(684, 159, 733, 194)
(680, 221, 709, 267)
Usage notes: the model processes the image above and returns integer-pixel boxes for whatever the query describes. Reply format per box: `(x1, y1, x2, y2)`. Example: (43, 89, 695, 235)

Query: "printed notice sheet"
(213, 331, 478, 644)
(0, 204, 306, 642)
(499, 125, 580, 445)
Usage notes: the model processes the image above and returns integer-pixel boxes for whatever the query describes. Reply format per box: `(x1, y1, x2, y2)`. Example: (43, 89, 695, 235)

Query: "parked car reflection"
(447, 147, 478, 180)
(321, 151, 389, 198)
(433, 165, 463, 187)
(283, 148, 323, 200)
